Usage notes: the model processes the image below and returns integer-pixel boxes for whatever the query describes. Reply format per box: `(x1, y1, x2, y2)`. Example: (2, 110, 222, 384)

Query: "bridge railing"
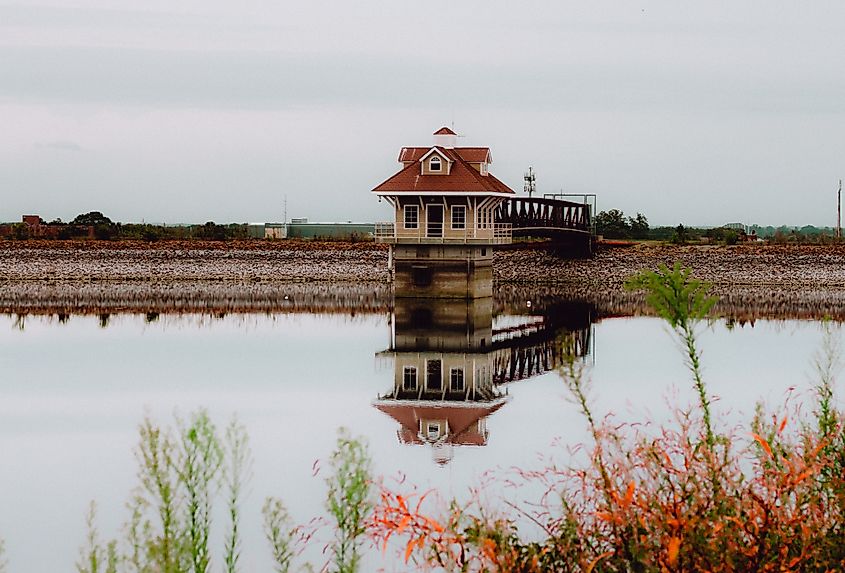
(496, 197, 592, 233)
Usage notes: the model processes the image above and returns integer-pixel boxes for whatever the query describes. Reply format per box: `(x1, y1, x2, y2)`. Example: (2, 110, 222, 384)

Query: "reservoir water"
(0, 296, 838, 571)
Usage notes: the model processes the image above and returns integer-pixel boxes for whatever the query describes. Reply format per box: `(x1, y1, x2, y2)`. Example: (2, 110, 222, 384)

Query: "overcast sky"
(1, 1, 844, 226)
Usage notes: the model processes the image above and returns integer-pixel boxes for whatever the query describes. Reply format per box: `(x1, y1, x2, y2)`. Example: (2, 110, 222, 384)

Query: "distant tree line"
(0, 211, 250, 241)
(594, 209, 841, 245)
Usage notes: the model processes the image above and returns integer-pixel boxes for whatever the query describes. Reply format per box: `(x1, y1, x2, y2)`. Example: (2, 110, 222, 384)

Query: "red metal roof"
(434, 126, 457, 135)
(453, 147, 492, 163)
(397, 147, 491, 164)
(375, 147, 514, 195)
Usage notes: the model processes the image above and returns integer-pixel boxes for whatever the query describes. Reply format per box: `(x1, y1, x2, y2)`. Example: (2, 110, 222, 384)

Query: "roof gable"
(418, 147, 453, 164)
(373, 147, 514, 195)
(434, 126, 457, 135)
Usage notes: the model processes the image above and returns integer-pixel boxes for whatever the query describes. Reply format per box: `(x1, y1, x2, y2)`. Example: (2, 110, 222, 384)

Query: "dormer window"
(480, 162, 488, 175)
(429, 156, 441, 172)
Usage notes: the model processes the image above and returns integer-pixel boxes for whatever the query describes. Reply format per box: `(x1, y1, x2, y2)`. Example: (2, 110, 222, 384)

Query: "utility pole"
(523, 166, 536, 198)
(838, 180, 842, 240)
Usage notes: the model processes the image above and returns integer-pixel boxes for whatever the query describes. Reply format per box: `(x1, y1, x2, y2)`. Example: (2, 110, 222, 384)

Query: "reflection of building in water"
(375, 297, 505, 465)
(374, 297, 593, 464)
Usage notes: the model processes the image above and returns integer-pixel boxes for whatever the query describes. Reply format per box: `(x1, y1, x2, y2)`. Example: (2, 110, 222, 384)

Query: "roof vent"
(433, 126, 457, 149)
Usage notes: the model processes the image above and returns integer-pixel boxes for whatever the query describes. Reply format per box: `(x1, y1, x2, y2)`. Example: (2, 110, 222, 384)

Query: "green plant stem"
(223, 418, 252, 573)
(683, 323, 714, 447)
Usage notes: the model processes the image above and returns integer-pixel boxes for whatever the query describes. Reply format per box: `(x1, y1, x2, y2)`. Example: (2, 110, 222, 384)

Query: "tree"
(671, 224, 689, 245)
(628, 212, 649, 239)
(595, 209, 631, 239)
(11, 223, 30, 240)
(194, 222, 228, 241)
(71, 212, 113, 226)
(70, 211, 117, 240)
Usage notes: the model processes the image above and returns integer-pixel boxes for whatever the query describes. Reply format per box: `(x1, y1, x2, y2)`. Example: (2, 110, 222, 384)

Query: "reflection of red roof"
(374, 147, 514, 195)
(434, 127, 457, 135)
(373, 398, 509, 446)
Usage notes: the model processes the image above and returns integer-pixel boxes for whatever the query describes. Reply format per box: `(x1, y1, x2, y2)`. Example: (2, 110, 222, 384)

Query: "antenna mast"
(523, 166, 536, 198)
(284, 194, 288, 224)
(838, 179, 842, 240)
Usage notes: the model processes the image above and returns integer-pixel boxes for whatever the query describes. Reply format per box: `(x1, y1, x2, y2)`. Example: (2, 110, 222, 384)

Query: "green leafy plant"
(625, 262, 718, 446)
(136, 416, 182, 572)
(178, 410, 223, 573)
(79, 410, 241, 573)
(124, 492, 153, 573)
(326, 429, 374, 573)
(262, 498, 295, 573)
(76, 502, 119, 573)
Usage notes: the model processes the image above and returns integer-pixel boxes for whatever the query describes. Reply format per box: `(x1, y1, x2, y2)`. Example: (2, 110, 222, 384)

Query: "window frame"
(425, 421, 442, 440)
(403, 205, 419, 229)
(426, 359, 443, 391)
(451, 205, 466, 230)
(429, 156, 442, 172)
(449, 367, 465, 392)
(402, 366, 418, 391)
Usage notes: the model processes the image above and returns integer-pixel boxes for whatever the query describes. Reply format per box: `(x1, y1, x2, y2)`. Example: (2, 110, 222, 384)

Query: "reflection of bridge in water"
(374, 297, 593, 464)
(491, 302, 592, 384)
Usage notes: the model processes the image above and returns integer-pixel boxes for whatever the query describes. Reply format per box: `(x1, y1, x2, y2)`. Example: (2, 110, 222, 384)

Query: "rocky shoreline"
(2, 240, 845, 319)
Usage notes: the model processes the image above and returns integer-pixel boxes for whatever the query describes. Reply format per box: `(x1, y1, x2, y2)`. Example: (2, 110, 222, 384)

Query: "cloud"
(1, 46, 843, 116)
(35, 140, 83, 151)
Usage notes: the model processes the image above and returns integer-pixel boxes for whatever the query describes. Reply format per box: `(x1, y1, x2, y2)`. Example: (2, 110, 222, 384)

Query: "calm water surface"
(0, 302, 838, 572)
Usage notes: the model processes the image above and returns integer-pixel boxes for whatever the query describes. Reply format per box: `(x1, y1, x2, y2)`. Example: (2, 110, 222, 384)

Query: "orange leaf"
(596, 511, 615, 522)
(396, 515, 411, 534)
(778, 416, 788, 434)
(404, 538, 416, 563)
(752, 433, 773, 458)
(585, 551, 613, 573)
(792, 469, 813, 485)
(414, 490, 431, 514)
(397, 495, 407, 512)
(667, 536, 681, 567)
(623, 481, 635, 508)
(426, 517, 444, 533)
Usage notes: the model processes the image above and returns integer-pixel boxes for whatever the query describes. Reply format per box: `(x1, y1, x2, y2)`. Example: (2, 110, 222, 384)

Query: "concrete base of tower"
(391, 244, 494, 299)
